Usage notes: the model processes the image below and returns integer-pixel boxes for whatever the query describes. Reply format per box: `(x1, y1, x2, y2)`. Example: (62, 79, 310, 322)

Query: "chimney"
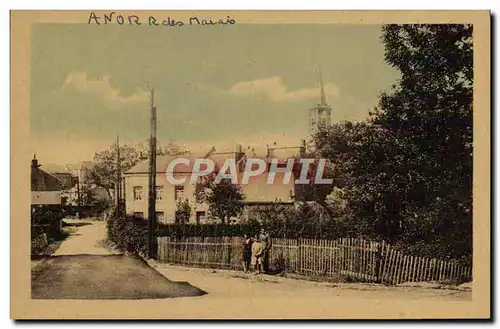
(267, 147, 275, 158)
(31, 154, 40, 168)
(235, 144, 245, 171)
(299, 139, 306, 157)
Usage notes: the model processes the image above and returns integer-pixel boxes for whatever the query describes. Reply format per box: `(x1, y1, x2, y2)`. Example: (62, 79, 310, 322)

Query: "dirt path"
(151, 263, 472, 302)
(53, 219, 120, 256)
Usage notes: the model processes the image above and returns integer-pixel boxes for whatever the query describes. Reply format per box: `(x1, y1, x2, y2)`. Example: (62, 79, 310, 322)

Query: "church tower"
(308, 71, 332, 134)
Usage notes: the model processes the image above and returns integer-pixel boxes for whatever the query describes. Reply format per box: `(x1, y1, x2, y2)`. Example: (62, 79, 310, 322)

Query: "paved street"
(31, 219, 205, 299)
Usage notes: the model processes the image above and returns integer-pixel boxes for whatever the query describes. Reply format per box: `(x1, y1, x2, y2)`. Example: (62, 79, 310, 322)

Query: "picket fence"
(156, 236, 472, 285)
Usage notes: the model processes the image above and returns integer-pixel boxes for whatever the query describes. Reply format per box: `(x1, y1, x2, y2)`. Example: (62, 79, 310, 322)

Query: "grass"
(31, 228, 71, 258)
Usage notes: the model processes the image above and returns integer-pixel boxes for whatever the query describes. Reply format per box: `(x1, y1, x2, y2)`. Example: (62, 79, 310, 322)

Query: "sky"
(30, 23, 400, 167)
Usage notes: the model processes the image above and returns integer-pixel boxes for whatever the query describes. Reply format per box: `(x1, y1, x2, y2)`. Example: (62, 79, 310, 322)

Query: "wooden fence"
(157, 236, 472, 285)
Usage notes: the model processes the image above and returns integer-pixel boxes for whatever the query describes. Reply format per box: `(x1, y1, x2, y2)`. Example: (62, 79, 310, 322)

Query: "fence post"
(375, 241, 384, 283)
(298, 238, 303, 274)
(227, 236, 233, 269)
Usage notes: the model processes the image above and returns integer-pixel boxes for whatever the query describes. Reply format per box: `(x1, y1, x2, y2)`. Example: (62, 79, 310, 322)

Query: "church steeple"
(308, 68, 332, 135)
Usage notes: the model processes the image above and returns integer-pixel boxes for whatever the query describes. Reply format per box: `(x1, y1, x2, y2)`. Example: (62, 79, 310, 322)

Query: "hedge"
(156, 221, 351, 240)
(106, 215, 149, 255)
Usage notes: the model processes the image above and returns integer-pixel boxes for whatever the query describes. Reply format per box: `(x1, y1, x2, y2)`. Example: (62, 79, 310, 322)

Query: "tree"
(87, 143, 140, 199)
(195, 175, 245, 224)
(315, 121, 397, 237)
(135, 140, 190, 158)
(175, 199, 192, 224)
(88, 140, 189, 198)
(374, 24, 473, 260)
(314, 24, 473, 261)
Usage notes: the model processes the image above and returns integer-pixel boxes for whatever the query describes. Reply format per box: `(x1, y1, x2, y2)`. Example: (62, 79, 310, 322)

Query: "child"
(251, 237, 264, 274)
(241, 234, 253, 273)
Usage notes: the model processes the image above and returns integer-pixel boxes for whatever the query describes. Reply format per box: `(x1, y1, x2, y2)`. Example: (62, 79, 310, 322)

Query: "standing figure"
(241, 233, 253, 273)
(251, 236, 264, 274)
(259, 228, 272, 273)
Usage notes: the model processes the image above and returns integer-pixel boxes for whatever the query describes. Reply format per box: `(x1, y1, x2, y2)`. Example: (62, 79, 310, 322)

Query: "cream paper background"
(11, 10, 490, 319)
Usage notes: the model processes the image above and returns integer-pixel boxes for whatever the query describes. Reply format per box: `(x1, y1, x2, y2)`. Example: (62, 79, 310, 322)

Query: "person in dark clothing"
(259, 228, 271, 273)
(242, 233, 253, 273)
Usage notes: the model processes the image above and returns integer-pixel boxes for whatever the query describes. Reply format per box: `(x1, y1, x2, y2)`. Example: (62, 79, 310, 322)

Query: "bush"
(155, 221, 349, 240)
(107, 215, 149, 255)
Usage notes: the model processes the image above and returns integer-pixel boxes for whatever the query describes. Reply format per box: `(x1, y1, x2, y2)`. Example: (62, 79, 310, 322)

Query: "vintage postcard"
(11, 10, 490, 319)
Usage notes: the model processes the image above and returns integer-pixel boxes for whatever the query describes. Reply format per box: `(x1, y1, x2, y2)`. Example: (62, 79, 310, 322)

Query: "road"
(52, 219, 118, 256)
(31, 219, 205, 299)
(30, 219, 473, 318)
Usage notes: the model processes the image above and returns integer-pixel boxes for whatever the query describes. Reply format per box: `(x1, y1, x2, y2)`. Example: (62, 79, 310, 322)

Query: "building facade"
(124, 150, 298, 224)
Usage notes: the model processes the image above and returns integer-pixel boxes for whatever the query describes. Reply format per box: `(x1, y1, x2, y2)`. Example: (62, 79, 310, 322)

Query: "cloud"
(61, 72, 149, 110)
(228, 76, 341, 102)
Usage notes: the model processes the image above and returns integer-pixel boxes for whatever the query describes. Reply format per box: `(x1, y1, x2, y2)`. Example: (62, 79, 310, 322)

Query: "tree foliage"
(314, 24, 473, 262)
(175, 199, 192, 224)
(88, 144, 141, 197)
(195, 175, 245, 224)
(88, 141, 189, 197)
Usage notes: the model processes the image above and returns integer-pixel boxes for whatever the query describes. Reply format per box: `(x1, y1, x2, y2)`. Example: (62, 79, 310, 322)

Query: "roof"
(125, 154, 300, 175)
(125, 155, 200, 174)
(31, 166, 63, 192)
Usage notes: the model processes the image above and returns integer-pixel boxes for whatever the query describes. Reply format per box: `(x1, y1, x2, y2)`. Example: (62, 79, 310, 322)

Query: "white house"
(124, 147, 299, 224)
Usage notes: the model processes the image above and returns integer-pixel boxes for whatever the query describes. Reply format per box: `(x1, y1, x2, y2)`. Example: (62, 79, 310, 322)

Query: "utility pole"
(116, 134, 121, 216)
(147, 88, 157, 259)
(76, 176, 81, 207)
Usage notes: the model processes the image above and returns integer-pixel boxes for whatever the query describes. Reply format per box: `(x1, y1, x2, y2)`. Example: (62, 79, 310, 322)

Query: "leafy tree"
(175, 199, 192, 224)
(292, 155, 336, 217)
(315, 121, 396, 236)
(374, 24, 473, 260)
(195, 175, 245, 224)
(135, 140, 190, 158)
(88, 144, 141, 199)
(314, 24, 473, 261)
(88, 141, 189, 198)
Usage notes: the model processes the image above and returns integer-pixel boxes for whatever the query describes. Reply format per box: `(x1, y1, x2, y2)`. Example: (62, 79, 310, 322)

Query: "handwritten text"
(88, 12, 236, 27)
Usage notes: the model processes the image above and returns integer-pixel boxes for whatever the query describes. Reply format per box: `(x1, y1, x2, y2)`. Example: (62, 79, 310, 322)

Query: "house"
(31, 155, 63, 205)
(49, 162, 111, 208)
(124, 146, 301, 224)
(31, 155, 64, 235)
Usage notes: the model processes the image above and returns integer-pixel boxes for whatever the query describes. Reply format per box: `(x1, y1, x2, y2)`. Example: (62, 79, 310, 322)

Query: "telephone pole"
(116, 134, 121, 216)
(147, 88, 157, 259)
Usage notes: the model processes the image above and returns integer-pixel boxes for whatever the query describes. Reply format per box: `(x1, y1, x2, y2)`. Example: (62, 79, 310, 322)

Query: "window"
(134, 212, 144, 219)
(133, 186, 143, 201)
(156, 186, 164, 201)
(196, 211, 207, 225)
(156, 212, 165, 223)
(174, 185, 184, 201)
